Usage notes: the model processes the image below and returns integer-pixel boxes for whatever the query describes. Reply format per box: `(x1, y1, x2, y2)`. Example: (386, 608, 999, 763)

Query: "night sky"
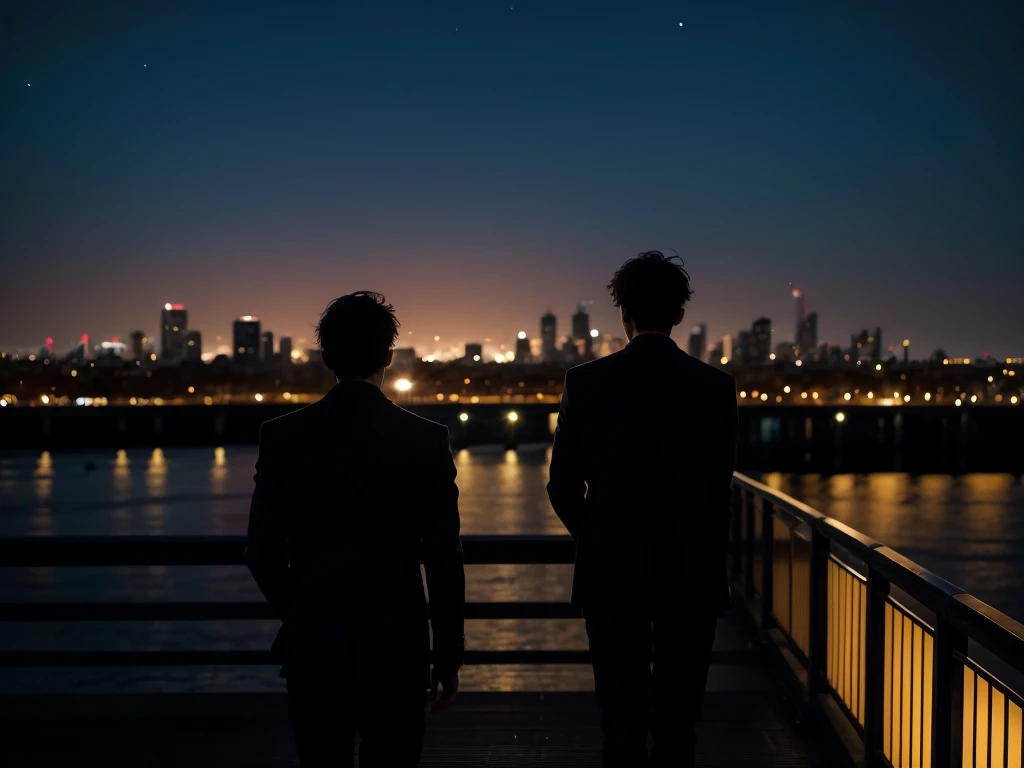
(3, 1, 1022, 360)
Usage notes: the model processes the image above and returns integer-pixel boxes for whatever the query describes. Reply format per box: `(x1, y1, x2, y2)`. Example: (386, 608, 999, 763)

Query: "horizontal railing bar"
(0, 601, 581, 622)
(0, 535, 577, 567)
(731, 472, 827, 527)
(817, 518, 881, 561)
(946, 594, 1024, 677)
(827, 553, 867, 583)
(955, 653, 1024, 708)
(0, 650, 592, 667)
(869, 546, 964, 613)
(886, 595, 935, 633)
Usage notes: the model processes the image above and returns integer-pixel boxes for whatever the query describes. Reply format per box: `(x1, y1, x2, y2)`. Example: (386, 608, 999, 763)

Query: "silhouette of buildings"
(279, 336, 293, 364)
(130, 331, 145, 361)
(752, 317, 772, 365)
(797, 312, 818, 359)
(541, 311, 558, 363)
(464, 343, 483, 362)
(688, 323, 707, 362)
(391, 347, 417, 367)
(515, 332, 531, 363)
(571, 303, 593, 360)
(184, 331, 202, 362)
(161, 303, 187, 360)
(233, 316, 261, 364)
(261, 331, 274, 362)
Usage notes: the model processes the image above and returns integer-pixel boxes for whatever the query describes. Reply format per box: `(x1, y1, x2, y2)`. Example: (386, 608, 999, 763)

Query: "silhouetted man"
(547, 252, 738, 767)
(247, 292, 465, 767)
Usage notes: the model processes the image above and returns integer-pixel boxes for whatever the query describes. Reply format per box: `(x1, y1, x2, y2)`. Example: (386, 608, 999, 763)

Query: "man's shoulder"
(258, 399, 326, 439)
(386, 403, 449, 440)
(565, 351, 622, 384)
(682, 354, 737, 392)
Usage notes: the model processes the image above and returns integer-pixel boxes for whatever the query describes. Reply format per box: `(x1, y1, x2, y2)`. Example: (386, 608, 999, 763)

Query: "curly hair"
(316, 291, 400, 379)
(607, 251, 694, 333)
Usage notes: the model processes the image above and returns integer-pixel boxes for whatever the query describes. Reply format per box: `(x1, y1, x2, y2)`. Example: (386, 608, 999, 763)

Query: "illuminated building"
(261, 331, 274, 362)
(540, 311, 558, 363)
(515, 332, 531, 363)
(571, 303, 593, 360)
(184, 331, 202, 361)
(233, 316, 261, 364)
(721, 334, 733, 364)
(279, 336, 293, 364)
(161, 303, 188, 361)
(688, 323, 707, 361)
(464, 343, 483, 362)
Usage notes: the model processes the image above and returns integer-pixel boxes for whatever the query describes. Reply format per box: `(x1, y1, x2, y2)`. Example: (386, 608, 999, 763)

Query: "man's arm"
(547, 370, 586, 539)
(710, 377, 739, 558)
(423, 429, 465, 681)
(245, 423, 293, 618)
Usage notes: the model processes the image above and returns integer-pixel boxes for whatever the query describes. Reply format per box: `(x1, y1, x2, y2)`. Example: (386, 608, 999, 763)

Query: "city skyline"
(3, 1, 1022, 357)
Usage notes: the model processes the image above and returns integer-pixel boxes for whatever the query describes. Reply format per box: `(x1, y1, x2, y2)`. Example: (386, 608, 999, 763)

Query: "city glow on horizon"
(394, 378, 412, 392)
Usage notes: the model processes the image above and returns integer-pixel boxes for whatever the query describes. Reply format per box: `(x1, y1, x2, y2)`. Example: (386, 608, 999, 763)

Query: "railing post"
(761, 499, 774, 629)
(808, 527, 830, 694)
(932, 615, 968, 768)
(863, 565, 890, 768)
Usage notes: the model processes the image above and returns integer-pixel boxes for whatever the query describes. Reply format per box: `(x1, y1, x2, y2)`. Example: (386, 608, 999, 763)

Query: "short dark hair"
(316, 291, 399, 379)
(607, 251, 694, 333)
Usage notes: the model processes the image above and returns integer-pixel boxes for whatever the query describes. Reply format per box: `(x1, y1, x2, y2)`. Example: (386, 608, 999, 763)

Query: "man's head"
(607, 251, 693, 339)
(316, 291, 399, 382)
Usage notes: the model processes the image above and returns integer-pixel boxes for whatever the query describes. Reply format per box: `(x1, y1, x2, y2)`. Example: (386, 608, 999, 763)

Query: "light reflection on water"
(0, 448, 1020, 693)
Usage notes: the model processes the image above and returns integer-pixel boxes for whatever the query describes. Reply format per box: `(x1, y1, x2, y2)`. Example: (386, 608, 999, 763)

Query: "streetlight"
(590, 329, 600, 338)
(507, 411, 518, 422)
(459, 412, 469, 422)
(835, 412, 846, 423)
(394, 379, 412, 392)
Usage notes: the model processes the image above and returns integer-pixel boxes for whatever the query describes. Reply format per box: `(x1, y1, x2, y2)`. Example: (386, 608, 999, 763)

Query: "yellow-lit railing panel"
(827, 558, 867, 726)
(881, 601, 934, 768)
(963, 663, 1024, 768)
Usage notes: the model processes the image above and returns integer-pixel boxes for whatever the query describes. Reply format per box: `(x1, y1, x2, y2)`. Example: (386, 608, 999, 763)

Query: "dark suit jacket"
(546, 333, 738, 617)
(246, 380, 465, 687)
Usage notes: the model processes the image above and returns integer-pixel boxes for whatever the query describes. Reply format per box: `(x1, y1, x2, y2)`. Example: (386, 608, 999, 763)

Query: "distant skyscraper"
(688, 323, 708, 361)
(571, 303, 593, 359)
(515, 331, 531, 363)
(464, 342, 483, 362)
(391, 347, 417, 367)
(233, 316, 261, 364)
(279, 336, 293, 364)
(184, 331, 202, 361)
(752, 317, 772, 365)
(130, 331, 145, 361)
(872, 326, 883, 361)
(721, 334, 733, 363)
(735, 330, 754, 366)
(541, 311, 558, 363)
(261, 331, 274, 362)
(160, 303, 188, 360)
(792, 287, 805, 345)
(797, 312, 818, 358)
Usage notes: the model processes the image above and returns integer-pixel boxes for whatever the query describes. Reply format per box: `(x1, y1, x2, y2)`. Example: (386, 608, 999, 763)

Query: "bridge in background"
(3, 404, 1023, 472)
(1, 474, 1022, 766)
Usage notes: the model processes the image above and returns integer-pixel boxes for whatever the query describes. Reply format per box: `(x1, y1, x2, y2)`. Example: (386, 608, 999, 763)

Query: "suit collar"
(326, 380, 390, 402)
(626, 333, 681, 352)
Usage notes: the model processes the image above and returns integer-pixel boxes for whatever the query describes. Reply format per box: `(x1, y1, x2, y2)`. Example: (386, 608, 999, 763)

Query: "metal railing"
(0, 535, 581, 667)
(2, 473, 1022, 768)
(731, 472, 1024, 768)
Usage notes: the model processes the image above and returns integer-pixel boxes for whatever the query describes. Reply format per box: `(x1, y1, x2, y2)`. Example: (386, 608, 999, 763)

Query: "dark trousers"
(585, 613, 718, 767)
(286, 678, 426, 767)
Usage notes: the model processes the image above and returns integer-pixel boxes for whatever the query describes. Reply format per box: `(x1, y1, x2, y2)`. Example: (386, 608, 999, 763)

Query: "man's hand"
(431, 669, 460, 713)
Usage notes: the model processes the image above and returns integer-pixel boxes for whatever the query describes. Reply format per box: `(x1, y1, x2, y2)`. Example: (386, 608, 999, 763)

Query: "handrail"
(729, 471, 1024, 768)
(0, 534, 576, 567)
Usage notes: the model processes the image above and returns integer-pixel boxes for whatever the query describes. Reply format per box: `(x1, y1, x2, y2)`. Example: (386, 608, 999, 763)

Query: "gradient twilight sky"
(2, 0, 1022, 359)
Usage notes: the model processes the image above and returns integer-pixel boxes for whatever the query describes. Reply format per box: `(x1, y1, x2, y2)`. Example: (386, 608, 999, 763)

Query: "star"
(27, 83, 31, 87)
(143, 64, 148, 68)
(679, 22, 684, 27)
